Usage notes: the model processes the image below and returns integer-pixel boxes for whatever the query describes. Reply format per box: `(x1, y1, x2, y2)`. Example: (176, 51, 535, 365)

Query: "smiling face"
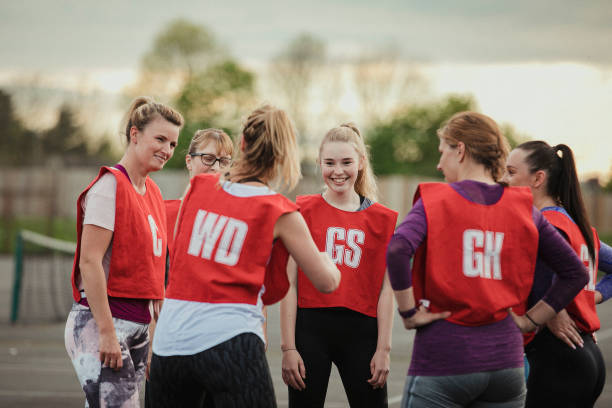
(319, 141, 363, 197)
(502, 148, 536, 188)
(131, 116, 180, 173)
(185, 140, 232, 178)
(436, 137, 461, 182)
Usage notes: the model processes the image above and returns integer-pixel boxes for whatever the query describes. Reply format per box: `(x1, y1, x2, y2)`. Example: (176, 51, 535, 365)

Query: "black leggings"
(289, 307, 387, 408)
(525, 327, 605, 408)
(148, 333, 276, 408)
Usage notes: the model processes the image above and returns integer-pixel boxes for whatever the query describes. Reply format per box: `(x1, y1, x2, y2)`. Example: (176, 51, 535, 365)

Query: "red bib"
(543, 210, 600, 333)
(164, 199, 181, 255)
(296, 194, 398, 317)
(71, 167, 167, 301)
(412, 183, 538, 326)
(166, 174, 298, 305)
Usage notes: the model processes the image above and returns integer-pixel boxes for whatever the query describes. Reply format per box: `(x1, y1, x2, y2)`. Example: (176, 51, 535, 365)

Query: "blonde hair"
(319, 122, 378, 201)
(188, 128, 234, 156)
(437, 111, 509, 182)
(230, 105, 301, 189)
(122, 96, 184, 145)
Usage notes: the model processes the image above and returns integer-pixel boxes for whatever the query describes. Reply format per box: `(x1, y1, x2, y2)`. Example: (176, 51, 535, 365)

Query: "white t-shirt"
(153, 181, 277, 356)
(77, 172, 116, 291)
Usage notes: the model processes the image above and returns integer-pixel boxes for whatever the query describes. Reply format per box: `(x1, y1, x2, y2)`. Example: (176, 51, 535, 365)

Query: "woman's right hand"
(401, 305, 451, 330)
(281, 349, 306, 390)
(99, 330, 123, 371)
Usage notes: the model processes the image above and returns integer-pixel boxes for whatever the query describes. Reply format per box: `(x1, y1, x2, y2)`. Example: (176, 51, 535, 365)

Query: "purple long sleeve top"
(386, 180, 588, 376)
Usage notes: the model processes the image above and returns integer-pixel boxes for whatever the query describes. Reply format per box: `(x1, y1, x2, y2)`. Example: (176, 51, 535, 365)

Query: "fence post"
(10, 230, 23, 324)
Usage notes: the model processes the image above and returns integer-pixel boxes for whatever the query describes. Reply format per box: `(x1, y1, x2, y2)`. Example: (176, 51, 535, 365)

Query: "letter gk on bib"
(463, 229, 504, 280)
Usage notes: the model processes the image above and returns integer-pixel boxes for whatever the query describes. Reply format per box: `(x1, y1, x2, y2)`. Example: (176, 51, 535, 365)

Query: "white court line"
(0, 363, 74, 373)
(0, 389, 82, 398)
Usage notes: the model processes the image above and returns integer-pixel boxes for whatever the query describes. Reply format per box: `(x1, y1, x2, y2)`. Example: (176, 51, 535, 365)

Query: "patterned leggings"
(65, 303, 149, 408)
(148, 333, 277, 408)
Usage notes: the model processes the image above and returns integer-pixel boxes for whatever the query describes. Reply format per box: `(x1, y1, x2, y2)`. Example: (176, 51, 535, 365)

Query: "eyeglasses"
(190, 153, 232, 168)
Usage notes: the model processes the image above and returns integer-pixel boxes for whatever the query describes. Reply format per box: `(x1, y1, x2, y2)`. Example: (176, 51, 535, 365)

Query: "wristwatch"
(398, 307, 417, 319)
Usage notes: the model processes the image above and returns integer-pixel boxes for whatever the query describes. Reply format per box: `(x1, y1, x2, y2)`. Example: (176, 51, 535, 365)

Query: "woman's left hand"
(547, 309, 583, 349)
(367, 348, 390, 389)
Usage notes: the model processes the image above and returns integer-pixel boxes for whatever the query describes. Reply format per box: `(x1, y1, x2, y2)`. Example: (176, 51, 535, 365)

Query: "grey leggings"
(401, 367, 526, 408)
(65, 303, 149, 408)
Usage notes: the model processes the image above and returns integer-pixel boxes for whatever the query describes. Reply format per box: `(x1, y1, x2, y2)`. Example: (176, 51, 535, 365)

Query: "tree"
(367, 95, 475, 177)
(165, 60, 255, 169)
(128, 19, 221, 99)
(0, 90, 38, 166)
(367, 95, 527, 177)
(175, 60, 255, 126)
(41, 105, 88, 158)
(270, 33, 326, 143)
(353, 45, 427, 126)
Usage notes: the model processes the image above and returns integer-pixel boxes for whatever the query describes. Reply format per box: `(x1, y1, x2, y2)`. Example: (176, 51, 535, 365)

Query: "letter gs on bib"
(326, 227, 365, 268)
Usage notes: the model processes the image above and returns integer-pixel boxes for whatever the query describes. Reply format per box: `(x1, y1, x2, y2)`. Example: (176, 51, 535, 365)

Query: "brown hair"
(516, 141, 595, 261)
(319, 122, 378, 201)
(230, 105, 301, 189)
(122, 96, 184, 145)
(188, 128, 234, 156)
(437, 111, 509, 181)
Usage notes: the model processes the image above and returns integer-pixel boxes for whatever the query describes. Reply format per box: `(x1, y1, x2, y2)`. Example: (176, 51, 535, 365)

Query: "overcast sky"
(2, 1, 612, 178)
(2, 0, 612, 71)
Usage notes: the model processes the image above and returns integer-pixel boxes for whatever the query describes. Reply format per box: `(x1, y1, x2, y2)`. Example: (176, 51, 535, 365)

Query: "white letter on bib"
(344, 229, 365, 268)
(326, 227, 346, 265)
(215, 218, 248, 266)
(187, 210, 228, 259)
(148, 215, 163, 257)
(463, 229, 483, 277)
(580, 244, 596, 291)
(483, 231, 504, 280)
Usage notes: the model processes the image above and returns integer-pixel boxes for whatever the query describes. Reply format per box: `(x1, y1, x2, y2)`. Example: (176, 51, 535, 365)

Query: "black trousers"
(525, 327, 605, 408)
(148, 333, 276, 408)
(288, 307, 388, 408)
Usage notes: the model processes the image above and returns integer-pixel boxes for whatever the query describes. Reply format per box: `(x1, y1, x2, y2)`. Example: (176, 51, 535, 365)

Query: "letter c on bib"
(148, 215, 163, 257)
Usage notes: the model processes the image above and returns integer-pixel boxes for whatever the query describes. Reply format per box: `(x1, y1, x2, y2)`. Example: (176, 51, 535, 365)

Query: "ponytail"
(518, 141, 595, 261)
(230, 105, 301, 190)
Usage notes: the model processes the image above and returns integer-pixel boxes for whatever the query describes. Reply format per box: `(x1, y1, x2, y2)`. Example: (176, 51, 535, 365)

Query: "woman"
(281, 123, 397, 408)
(65, 97, 183, 407)
(149, 105, 341, 407)
(165, 128, 234, 253)
(145, 128, 234, 408)
(386, 111, 589, 408)
(504, 141, 612, 407)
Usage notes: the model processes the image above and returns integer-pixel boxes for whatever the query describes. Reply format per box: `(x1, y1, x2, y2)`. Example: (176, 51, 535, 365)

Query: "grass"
(0, 217, 77, 254)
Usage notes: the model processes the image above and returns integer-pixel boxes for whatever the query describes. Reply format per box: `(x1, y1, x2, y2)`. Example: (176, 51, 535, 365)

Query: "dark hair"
(437, 111, 509, 181)
(517, 140, 595, 260)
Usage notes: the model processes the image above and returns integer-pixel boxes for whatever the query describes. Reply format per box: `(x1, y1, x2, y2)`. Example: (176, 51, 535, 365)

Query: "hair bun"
(340, 122, 361, 137)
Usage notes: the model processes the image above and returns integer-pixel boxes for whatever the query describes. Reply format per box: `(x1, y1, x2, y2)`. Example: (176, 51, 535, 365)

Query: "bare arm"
(368, 273, 394, 389)
(280, 257, 306, 390)
(274, 211, 340, 293)
(79, 224, 123, 370)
